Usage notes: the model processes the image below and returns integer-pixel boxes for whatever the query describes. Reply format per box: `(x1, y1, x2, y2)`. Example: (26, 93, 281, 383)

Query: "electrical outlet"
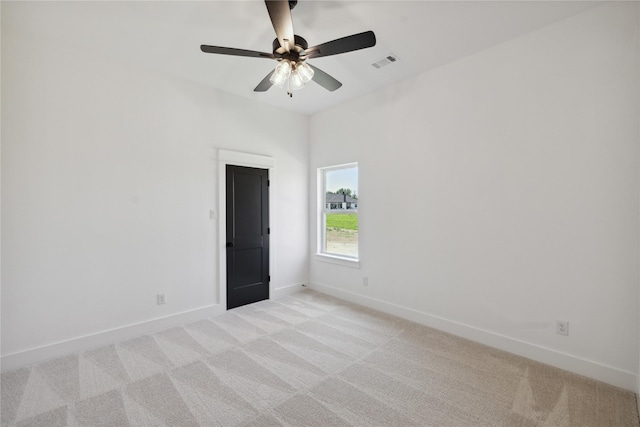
(157, 293, 166, 305)
(363, 277, 369, 287)
(556, 320, 569, 336)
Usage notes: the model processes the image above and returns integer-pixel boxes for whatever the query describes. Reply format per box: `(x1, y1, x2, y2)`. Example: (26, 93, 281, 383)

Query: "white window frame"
(316, 163, 360, 268)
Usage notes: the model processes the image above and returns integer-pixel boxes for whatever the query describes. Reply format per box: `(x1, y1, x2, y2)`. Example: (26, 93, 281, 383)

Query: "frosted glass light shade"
(290, 69, 306, 90)
(270, 60, 292, 87)
(296, 62, 314, 83)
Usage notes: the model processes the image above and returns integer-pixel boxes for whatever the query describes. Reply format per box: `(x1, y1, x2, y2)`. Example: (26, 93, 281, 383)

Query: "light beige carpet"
(2, 290, 638, 426)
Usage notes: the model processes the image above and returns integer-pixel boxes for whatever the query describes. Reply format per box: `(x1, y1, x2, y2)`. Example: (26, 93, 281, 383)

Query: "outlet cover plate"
(556, 320, 569, 336)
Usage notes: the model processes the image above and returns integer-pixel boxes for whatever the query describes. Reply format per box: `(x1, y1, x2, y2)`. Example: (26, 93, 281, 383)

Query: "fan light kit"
(201, 0, 376, 97)
(270, 60, 314, 93)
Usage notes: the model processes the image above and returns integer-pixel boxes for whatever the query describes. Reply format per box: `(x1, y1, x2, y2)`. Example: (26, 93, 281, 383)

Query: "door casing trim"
(218, 150, 275, 310)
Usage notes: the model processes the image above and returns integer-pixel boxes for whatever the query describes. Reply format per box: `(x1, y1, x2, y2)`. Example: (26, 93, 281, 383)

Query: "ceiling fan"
(200, 0, 376, 97)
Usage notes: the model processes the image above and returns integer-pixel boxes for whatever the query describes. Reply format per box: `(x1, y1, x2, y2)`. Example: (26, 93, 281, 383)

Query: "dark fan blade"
(308, 64, 342, 92)
(254, 70, 275, 92)
(265, 0, 295, 52)
(201, 45, 276, 59)
(304, 31, 376, 59)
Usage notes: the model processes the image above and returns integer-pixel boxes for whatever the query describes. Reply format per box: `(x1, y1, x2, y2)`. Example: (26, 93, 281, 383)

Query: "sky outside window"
(326, 167, 357, 194)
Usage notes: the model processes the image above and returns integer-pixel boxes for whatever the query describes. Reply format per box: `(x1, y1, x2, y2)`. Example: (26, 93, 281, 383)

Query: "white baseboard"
(1, 303, 225, 372)
(2, 282, 308, 372)
(272, 282, 307, 299)
(309, 281, 638, 393)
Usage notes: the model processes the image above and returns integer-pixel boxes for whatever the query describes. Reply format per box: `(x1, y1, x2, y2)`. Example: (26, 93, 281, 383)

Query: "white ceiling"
(3, 1, 602, 116)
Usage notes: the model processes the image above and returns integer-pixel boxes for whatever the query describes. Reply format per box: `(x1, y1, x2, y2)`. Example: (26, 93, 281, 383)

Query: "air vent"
(372, 54, 399, 69)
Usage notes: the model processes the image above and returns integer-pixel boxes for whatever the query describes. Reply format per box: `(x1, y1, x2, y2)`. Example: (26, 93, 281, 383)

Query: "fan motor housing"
(273, 35, 308, 57)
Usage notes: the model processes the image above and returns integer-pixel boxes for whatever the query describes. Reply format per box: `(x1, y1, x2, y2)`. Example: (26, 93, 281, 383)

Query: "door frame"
(218, 149, 275, 310)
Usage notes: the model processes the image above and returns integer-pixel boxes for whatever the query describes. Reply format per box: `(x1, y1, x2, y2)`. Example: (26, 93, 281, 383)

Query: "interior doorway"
(225, 165, 270, 309)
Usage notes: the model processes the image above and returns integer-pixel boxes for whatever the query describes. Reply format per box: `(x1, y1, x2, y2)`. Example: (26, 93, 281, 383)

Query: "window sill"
(315, 253, 360, 269)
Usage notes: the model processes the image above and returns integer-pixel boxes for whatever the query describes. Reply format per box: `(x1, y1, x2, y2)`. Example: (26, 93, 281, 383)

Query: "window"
(318, 163, 358, 261)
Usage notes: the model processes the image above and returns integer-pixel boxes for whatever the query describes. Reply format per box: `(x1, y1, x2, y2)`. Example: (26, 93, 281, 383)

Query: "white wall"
(310, 3, 639, 390)
(1, 24, 309, 362)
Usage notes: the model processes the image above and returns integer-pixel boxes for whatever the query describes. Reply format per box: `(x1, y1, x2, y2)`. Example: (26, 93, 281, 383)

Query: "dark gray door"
(226, 165, 269, 309)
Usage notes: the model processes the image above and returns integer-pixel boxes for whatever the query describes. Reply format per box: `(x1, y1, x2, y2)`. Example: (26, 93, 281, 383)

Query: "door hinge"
(268, 227, 270, 234)
(268, 275, 271, 282)
(268, 180, 270, 187)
